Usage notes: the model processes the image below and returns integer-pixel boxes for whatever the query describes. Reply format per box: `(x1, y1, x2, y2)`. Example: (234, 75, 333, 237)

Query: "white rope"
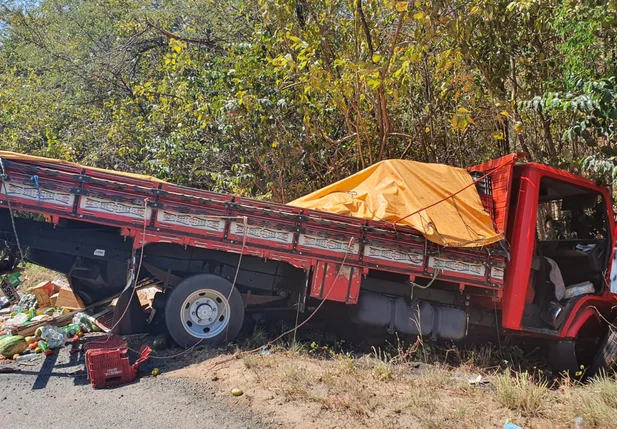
(106, 198, 150, 335)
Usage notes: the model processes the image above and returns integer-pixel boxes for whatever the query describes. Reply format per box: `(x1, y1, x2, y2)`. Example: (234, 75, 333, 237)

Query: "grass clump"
(572, 372, 617, 428)
(494, 370, 549, 417)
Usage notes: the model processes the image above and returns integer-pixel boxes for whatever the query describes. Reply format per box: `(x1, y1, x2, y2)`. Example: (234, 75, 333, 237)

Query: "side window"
(536, 181, 607, 242)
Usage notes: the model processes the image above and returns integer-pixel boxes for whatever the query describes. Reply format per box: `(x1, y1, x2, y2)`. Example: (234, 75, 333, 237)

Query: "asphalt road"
(0, 337, 270, 429)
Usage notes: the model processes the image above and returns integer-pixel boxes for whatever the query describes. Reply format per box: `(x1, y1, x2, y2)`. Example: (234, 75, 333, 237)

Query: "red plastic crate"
(85, 336, 151, 389)
(85, 335, 127, 352)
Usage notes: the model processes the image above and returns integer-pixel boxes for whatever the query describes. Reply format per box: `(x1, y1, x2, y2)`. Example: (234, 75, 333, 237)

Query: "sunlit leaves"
(395, 2, 408, 12)
(451, 108, 475, 131)
(1, 0, 616, 197)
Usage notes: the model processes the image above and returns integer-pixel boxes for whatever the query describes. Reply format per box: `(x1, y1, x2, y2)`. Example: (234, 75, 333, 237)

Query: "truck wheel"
(590, 328, 617, 376)
(165, 274, 244, 348)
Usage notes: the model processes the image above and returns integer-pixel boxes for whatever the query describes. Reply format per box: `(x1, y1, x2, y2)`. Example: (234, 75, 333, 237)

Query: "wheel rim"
(180, 289, 231, 339)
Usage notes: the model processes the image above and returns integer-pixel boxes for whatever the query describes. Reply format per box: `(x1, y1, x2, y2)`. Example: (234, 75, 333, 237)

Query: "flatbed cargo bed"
(0, 153, 507, 305)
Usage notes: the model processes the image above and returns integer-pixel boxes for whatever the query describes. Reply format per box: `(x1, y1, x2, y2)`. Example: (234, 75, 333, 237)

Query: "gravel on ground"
(0, 334, 271, 429)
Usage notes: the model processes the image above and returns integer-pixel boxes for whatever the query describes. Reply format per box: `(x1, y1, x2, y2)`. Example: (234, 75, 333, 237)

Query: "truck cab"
(474, 157, 617, 370)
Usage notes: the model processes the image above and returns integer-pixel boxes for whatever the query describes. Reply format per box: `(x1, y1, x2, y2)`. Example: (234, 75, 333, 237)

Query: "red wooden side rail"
(0, 155, 507, 304)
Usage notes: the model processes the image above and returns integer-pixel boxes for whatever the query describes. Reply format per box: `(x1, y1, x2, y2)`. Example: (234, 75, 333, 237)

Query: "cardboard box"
(30, 280, 54, 308)
(51, 286, 85, 310)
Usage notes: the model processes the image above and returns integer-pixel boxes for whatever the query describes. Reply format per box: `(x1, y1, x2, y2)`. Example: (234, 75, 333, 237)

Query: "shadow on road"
(30, 340, 89, 389)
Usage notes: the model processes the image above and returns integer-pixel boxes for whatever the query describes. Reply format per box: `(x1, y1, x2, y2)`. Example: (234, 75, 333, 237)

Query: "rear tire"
(165, 274, 244, 348)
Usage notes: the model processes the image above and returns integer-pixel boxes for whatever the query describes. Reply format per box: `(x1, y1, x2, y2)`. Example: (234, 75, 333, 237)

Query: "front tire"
(165, 274, 244, 348)
(591, 328, 617, 375)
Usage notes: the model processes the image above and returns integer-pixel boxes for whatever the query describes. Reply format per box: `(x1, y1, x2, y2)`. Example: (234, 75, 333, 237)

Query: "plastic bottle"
(64, 324, 80, 337)
(40, 325, 68, 348)
(72, 313, 92, 332)
(15, 353, 41, 362)
(3, 272, 22, 288)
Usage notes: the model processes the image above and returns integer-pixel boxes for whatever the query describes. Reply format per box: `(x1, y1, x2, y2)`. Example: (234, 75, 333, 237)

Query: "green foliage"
(0, 0, 617, 198)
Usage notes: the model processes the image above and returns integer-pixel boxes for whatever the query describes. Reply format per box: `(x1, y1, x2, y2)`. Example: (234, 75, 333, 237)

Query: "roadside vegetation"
(1, 0, 617, 199)
(2, 2, 617, 425)
(15, 264, 61, 289)
(165, 327, 617, 429)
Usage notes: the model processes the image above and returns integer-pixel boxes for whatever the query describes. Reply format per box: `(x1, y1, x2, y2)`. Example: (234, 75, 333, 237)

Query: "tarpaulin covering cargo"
(289, 159, 502, 247)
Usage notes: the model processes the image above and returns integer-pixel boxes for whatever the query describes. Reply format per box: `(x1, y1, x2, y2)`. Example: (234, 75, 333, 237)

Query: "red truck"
(0, 152, 615, 373)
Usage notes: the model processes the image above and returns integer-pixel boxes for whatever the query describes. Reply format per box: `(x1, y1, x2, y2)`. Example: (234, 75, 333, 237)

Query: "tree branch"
(356, 0, 374, 57)
(385, 9, 406, 73)
(146, 20, 222, 51)
(323, 133, 358, 147)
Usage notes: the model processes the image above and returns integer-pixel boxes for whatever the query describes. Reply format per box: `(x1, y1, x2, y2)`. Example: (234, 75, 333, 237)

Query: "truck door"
(523, 175, 613, 330)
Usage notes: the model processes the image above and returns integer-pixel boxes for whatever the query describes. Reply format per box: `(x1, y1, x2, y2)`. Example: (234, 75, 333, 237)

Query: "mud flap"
(548, 340, 579, 375)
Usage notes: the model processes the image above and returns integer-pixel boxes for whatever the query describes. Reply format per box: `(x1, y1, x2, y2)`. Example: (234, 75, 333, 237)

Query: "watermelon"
(0, 335, 28, 358)
(153, 335, 168, 351)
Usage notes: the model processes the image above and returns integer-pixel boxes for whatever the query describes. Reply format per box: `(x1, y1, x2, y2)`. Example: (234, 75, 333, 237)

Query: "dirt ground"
(2, 329, 617, 429)
(3, 265, 617, 428)
(168, 342, 617, 429)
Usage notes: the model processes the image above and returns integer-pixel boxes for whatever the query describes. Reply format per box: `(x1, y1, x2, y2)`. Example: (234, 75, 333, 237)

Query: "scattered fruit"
(0, 336, 28, 358)
(151, 368, 160, 377)
(34, 347, 42, 354)
(152, 336, 168, 351)
(12, 354, 20, 360)
(25, 336, 36, 345)
(231, 388, 243, 397)
(44, 349, 53, 357)
(35, 327, 43, 337)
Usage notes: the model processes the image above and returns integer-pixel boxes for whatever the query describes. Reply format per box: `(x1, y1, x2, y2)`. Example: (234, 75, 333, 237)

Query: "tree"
(1, 0, 616, 201)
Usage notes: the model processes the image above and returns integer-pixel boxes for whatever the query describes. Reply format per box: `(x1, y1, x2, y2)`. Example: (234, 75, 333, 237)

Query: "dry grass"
(17, 264, 63, 290)
(570, 372, 617, 428)
(493, 370, 550, 417)
(169, 341, 617, 429)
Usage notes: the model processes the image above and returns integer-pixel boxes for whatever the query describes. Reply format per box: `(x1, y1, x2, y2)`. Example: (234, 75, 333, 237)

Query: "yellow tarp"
(0, 151, 165, 183)
(289, 159, 502, 247)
